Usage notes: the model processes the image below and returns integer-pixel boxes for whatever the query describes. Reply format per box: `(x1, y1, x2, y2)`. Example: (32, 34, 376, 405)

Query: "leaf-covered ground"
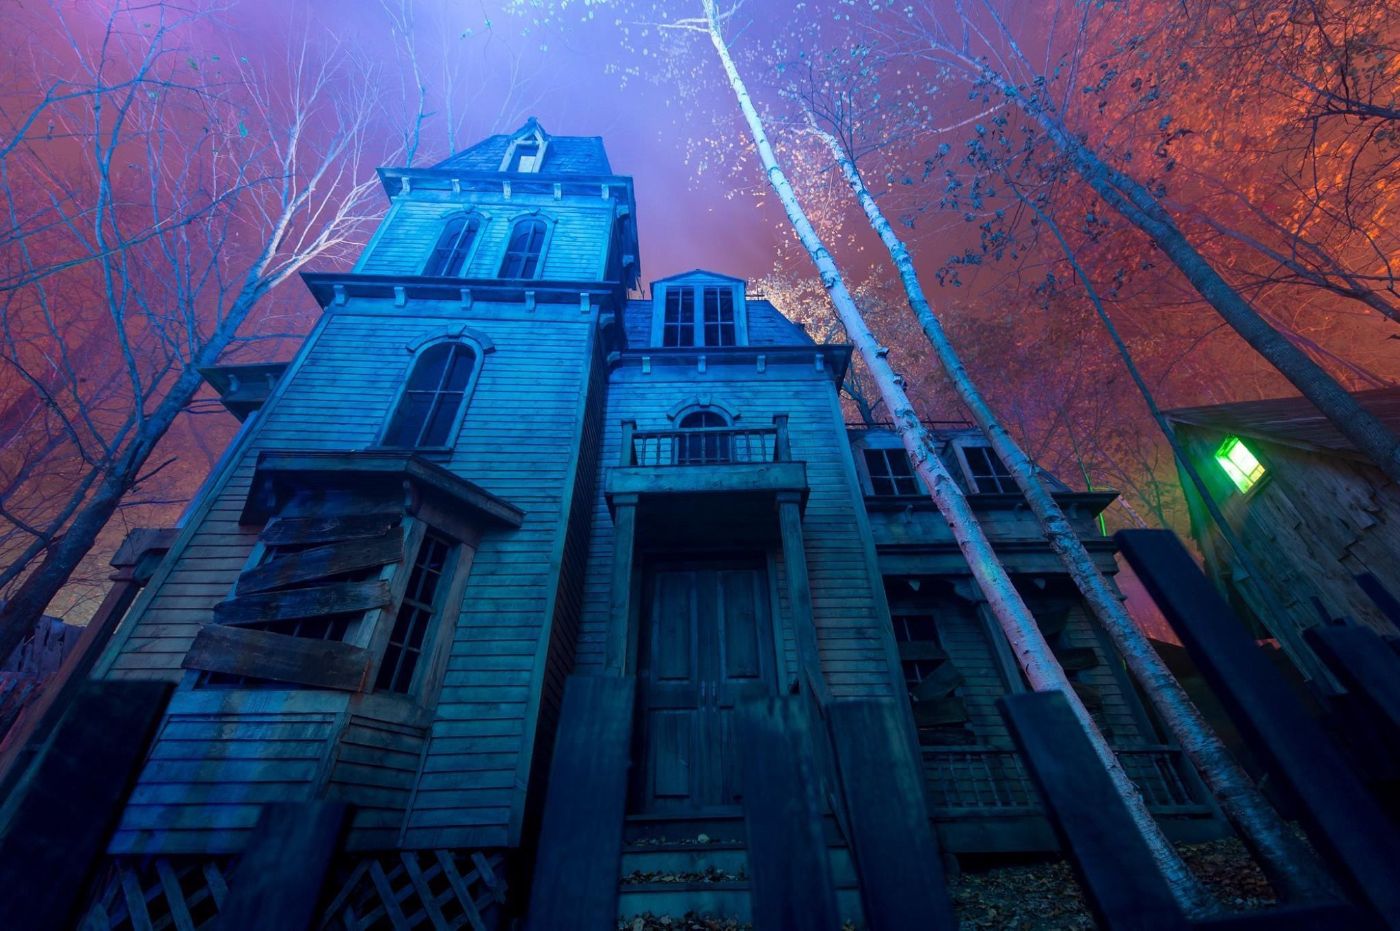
(618, 836, 1276, 930)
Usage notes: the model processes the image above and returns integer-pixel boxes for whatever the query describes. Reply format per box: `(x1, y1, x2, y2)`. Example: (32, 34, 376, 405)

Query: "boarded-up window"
(499, 218, 547, 278)
(382, 342, 477, 449)
(423, 215, 481, 277)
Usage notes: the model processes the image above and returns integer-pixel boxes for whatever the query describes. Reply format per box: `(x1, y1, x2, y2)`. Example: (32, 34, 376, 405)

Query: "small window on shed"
(864, 448, 921, 496)
(1215, 436, 1266, 493)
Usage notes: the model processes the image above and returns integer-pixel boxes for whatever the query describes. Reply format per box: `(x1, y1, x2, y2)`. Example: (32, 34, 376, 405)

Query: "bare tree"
(0, 0, 391, 661)
(874, 0, 1400, 484)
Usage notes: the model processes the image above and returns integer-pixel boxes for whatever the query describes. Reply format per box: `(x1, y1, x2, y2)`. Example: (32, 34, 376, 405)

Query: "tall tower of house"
(40, 120, 1218, 930)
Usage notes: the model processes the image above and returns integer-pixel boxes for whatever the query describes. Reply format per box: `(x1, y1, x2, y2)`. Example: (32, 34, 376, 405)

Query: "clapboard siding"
(105, 295, 599, 850)
(110, 706, 341, 854)
(575, 353, 895, 700)
(357, 194, 615, 281)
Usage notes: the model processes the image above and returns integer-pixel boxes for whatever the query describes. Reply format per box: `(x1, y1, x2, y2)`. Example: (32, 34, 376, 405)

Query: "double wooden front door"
(634, 560, 777, 813)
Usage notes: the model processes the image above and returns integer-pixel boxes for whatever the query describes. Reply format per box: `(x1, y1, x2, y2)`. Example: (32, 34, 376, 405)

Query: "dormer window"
(956, 443, 1016, 494)
(652, 274, 747, 347)
(501, 125, 548, 174)
(510, 141, 542, 172)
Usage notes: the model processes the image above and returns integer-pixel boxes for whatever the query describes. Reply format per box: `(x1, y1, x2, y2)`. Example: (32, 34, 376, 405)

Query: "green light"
(1215, 436, 1266, 493)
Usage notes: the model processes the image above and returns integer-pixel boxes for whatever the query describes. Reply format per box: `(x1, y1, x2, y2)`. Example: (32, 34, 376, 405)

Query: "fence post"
(773, 414, 792, 462)
(1117, 529, 1400, 929)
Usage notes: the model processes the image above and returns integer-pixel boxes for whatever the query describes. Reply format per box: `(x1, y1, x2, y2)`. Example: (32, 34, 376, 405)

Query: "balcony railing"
(621, 416, 792, 467)
(922, 745, 1209, 816)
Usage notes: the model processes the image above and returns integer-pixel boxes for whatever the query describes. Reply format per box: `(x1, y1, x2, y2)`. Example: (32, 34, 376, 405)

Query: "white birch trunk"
(812, 124, 1334, 903)
(697, 0, 1214, 915)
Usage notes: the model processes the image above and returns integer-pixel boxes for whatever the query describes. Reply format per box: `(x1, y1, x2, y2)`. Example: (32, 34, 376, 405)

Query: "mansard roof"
(434, 117, 612, 175)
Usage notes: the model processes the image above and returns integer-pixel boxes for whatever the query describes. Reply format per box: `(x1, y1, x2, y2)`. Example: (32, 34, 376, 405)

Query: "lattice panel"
(80, 857, 232, 931)
(319, 850, 508, 931)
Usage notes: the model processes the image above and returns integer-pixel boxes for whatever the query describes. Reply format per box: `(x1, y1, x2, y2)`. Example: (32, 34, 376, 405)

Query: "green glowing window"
(1215, 436, 1266, 493)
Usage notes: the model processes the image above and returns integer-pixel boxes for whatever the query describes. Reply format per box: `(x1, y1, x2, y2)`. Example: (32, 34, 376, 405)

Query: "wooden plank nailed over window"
(259, 512, 401, 548)
(183, 624, 373, 691)
(235, 536, 405, 596)
(214, 579, 392, 627)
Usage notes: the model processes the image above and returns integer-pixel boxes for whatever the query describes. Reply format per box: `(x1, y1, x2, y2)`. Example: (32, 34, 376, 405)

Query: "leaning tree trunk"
(698, 0, 1215, 914)
(1024, 103, 1400, 485)
(0, 363, 209, 664)
(813, 123, 1334, 903)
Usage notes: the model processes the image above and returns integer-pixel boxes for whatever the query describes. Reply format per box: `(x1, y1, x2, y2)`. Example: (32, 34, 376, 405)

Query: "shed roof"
(434, 118, 612, 175)
(1164, 387, 1400, 460)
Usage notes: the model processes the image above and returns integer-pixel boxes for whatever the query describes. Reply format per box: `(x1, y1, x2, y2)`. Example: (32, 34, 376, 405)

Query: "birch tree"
(792, 56, 1331, 898)
(684, 0, 1217, 913)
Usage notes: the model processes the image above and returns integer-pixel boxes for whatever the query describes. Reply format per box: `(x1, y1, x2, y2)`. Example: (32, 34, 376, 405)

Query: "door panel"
(636, 561, 776, 813)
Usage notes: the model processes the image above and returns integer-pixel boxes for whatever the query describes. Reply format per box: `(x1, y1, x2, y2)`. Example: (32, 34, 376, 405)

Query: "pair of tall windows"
(422, 216, 547, 280)
(661, 285, 738, 347)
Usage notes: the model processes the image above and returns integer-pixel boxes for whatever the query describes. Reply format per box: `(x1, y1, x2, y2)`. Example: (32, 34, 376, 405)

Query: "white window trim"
(650, 280, 749, 348)
(952, 439, 1014, 494)
(500, 129, 549, 174)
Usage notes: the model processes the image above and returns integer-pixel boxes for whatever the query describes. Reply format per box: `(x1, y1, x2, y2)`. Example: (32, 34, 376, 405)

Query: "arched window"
(499, 218, 548, 279)
(423, 215, 482, 277)
(677, 410, 731, 464)
(382, 342, 477, 448)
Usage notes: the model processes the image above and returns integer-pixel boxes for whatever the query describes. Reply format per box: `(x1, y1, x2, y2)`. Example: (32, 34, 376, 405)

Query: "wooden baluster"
(619, 419, 636, 466)
(773, 414, 791, 462)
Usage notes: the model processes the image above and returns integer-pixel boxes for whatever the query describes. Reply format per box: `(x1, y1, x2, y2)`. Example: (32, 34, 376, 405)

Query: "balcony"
(604, 417, 808, 542)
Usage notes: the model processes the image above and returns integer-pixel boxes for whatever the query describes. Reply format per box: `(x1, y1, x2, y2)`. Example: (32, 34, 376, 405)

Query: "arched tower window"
(677, 410, 731, 464)
(423, 214, 482, 277)
(499, 218, 548, 279)
(382, 341, 478, 448)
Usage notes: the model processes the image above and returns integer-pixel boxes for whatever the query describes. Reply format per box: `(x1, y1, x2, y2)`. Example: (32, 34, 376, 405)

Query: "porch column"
(605, 492, 639, 675)
(777, 491, 831, 705)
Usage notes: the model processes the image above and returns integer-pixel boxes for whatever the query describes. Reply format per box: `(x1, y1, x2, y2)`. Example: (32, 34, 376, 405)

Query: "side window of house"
(423, 214, 482, 277)
(376, 531, 453, 693)
(499, 218, 548, 279)
(382, 341, 478, 449)
(864, 447, 921, 496)
(960, 443, 1015, 494)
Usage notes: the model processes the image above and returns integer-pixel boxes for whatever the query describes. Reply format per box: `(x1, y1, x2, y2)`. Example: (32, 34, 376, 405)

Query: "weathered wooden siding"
(103, 296, 601, 851)
(1185, 429, 1400, 647)
(356, 192, 615, 282)
(575, 352, 896, 700)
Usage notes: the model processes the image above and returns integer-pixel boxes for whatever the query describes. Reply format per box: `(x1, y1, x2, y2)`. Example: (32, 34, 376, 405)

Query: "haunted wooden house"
(1166, 389, 1400, 685)
(60, 121, 1218, 929)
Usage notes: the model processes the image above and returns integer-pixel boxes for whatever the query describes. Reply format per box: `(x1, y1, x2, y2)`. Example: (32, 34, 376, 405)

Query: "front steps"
(616, 814, 864, 927)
